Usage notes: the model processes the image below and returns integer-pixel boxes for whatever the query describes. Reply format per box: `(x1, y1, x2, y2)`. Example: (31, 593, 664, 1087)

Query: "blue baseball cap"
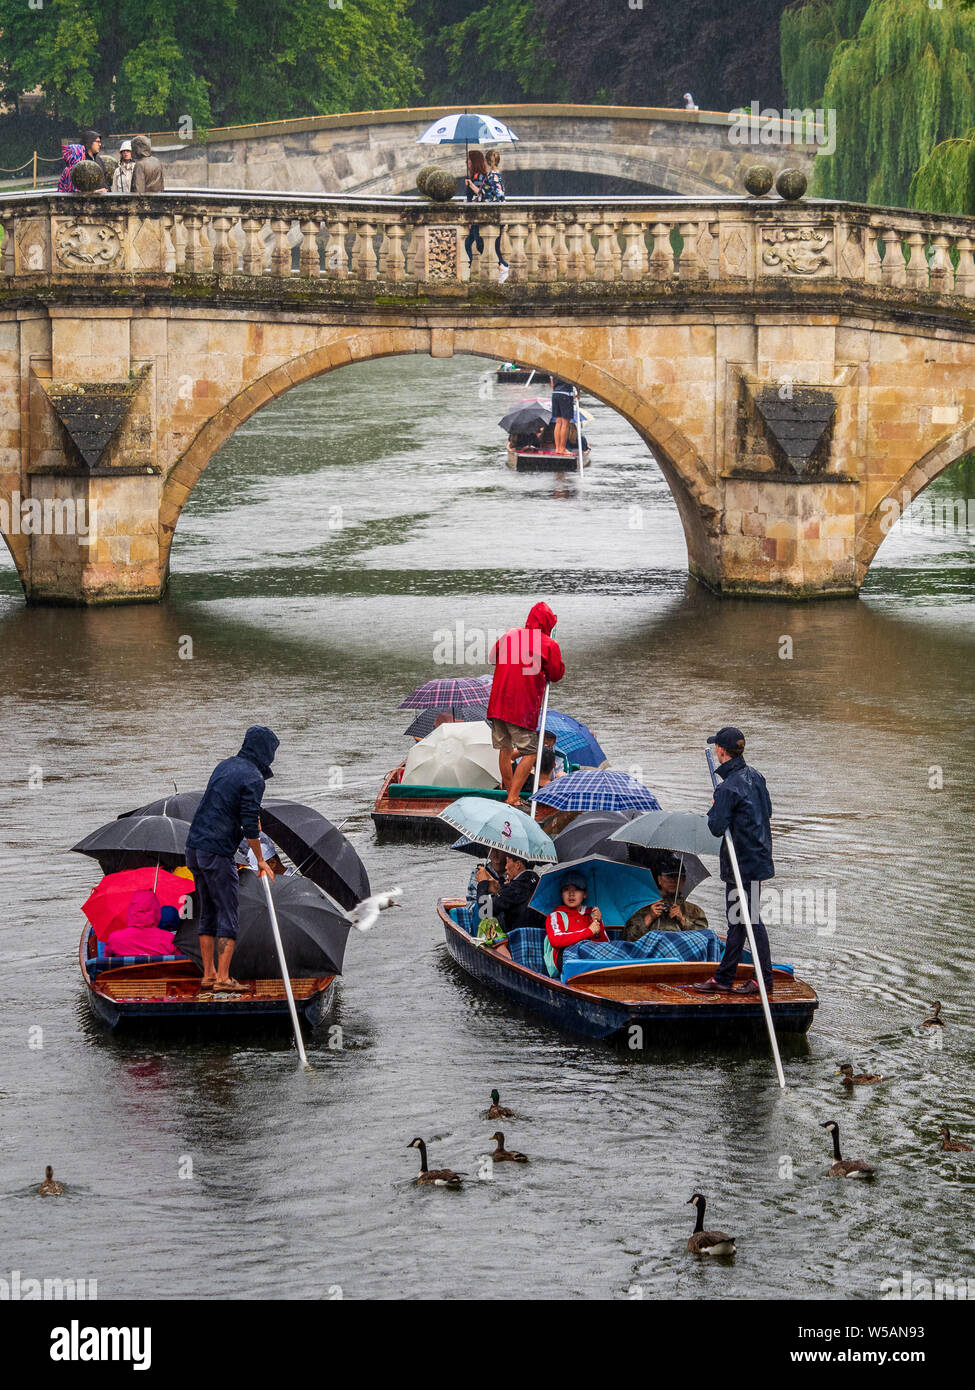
(707, 726, 745, 750)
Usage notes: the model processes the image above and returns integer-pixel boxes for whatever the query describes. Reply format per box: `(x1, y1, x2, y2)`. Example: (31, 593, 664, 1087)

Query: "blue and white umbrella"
(531, 769, 661, 814)
(440, 796, 557, 862)
(417, 113, 519, 146)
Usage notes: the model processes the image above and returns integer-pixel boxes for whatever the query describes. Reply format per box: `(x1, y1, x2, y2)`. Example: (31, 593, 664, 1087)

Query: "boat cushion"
(388, 784, 515, 801)
(85, 953, 186, 981)
(560, 928, 724, 982)
(506, 927, 549, 975)
(449, 904, 481, 934)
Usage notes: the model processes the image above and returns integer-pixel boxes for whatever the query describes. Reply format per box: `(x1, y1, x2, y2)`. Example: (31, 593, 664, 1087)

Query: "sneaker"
(689, 977, 733, 994)
(498, 264, 510, 284)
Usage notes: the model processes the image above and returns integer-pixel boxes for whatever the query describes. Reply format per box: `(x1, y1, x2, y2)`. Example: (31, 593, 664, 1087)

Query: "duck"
(685, 1194, 736, 1255)
(487, 1089, 515, 1119)
(922, 1001, 944, 1027)
(407, 1138, 463, 1188)
(939, 1126, 973, 1153)
(836, 1062, 883, 1086)
(821, 1120, 875, 1177)
(38, 1165, 63, 1196)
(489, 1131, 528, 1163)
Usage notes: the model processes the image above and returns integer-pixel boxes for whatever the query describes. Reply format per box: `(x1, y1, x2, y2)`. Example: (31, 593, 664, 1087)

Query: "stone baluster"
(525, 221, 542, 281)
(182, 213, 205, 273)
(241, 216, 266, 275)
(880, 228, 906, 288)
(678, 220, 705, 280)
(299, 218, 321, 277)
(536, 221, 556, 280)
(621, 222, 647, 280)
(565, 221, 586, 281)
(270, 218, 292, 276)
(584, 223, 596, 278)
(353, 221, 378, 280)
(649, 222, 673, 280)
(863, 225, 882, 285)
(170, 215, 187, 270)
(928, 233, 952, 293)
(382, 223, 406, 282)
(324, 220, 349, 278)
(210, 215, 234, 274)
(904, 230, 927, 289)
(199, 216, 214, 272)
(506, 222, 528, 281)
(478, 221, 499, 283)
(954, 235, 975, 296)
(160, 215, 178, 273)
(593, 222, 617, 281)
(0, 215, 14, 277)
(553, 222, 569, 278)
(404, 225, 419, 280)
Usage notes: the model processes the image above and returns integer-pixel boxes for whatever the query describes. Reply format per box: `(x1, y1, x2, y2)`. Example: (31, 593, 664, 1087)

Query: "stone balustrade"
(2, 191, 975, 299)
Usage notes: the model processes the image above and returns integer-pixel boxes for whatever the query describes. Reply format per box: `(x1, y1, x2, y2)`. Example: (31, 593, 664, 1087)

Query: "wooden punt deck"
(570, 959, 818, 1008)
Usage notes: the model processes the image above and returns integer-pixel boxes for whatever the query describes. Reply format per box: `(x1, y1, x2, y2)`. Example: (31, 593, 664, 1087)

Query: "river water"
(1, 355, 973, 1301)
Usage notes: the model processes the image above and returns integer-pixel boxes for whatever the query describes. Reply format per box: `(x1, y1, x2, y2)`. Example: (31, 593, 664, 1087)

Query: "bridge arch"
(161, 328, 720, 585)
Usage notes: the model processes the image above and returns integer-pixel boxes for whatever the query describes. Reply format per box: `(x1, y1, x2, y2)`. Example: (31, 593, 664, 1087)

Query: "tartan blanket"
(560, 927, 722, 982)
(85, 953, 185, 982)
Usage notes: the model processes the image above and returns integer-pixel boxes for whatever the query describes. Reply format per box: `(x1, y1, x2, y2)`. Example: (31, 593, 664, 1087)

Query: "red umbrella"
(82, 867, 194, 943)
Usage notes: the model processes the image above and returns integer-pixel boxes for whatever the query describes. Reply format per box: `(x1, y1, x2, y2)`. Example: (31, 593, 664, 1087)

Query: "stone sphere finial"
(416, 163, 440, 195)
(70, 159, 106, 192)
(775, 168, 808, 201)
(423, 168, 457, 202)
(743, 164, 774, 197)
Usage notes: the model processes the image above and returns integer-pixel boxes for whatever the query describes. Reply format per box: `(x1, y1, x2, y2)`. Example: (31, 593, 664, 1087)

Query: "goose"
(836, 1062, 883, 1086)
(38, 1165, 63, 1196)
(407, 1138, 463, 1188)
(487, 1089, 515, 1119)
(939, 1126, 973, 1153)
(685, 1194, 736, 1255)
(821, 1120, 875, 1177)
(489, 1132, 528, 1163)
(922, 1001, 944, 1027)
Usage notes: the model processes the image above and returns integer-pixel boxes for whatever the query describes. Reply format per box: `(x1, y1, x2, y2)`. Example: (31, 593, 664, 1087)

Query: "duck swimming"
(939, 1126, 973, 1153)
(407, 1138, 463, 1188)
(487, 1089, 515, 1119)
(922, 1001, 944, 1027)
(489, 1132, 528, 1163)
(836, 1062, 883, 1086)
(821, 1120, 875, 1177)
(685, 1194, 736, 1255)
(38, 1165, 63, 1196)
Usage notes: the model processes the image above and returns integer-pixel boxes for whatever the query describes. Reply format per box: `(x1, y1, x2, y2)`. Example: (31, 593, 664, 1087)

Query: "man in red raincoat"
(487, 601, 565, 806)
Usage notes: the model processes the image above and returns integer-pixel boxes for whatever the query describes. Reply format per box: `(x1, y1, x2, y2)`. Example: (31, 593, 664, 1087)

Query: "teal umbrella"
(439, 796, 557, 863)
(529, 855, 661, 925)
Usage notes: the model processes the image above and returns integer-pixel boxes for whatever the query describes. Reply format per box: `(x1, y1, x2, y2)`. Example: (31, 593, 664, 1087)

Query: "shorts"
(185, 848, 240, 940)
(490, 719, 538, 755)
(551, 392, 574, 420)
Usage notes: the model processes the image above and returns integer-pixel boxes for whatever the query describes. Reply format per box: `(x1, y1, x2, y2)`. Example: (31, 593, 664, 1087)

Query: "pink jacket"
(107, 925, 177, 958)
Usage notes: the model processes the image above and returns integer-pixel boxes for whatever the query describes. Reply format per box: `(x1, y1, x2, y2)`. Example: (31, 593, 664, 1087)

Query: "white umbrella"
(417, 113, 519, 146)
(403, 721, 501, 789)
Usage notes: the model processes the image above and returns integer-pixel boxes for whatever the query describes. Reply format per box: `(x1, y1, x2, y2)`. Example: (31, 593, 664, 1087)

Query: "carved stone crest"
(54, 221, 124, 270)
(761, 227, 832, 277)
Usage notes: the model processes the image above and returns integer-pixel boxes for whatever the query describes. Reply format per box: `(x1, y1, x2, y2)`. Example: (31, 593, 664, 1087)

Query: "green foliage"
(781, 0, 870, 108)
(809, 0, 975, 206)
(416, 0, 557, 104)
(910, 131, 975, 213)
(0, 0, 422, 133)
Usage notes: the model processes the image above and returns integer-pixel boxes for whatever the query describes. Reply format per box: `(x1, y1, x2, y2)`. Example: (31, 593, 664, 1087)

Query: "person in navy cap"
(691, 726, 775, 997)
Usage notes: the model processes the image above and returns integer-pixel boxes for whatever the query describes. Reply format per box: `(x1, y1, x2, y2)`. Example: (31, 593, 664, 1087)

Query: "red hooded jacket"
(487, 602, 565, 731)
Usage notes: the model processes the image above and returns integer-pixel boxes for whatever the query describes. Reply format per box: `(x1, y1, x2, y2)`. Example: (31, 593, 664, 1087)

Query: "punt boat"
(506, 443, 591, 473)
(372, 764, 530, 839)
(79, 923, 336, 1032)
(496, 365, 536, 383)
(438, 898, 818, 1043)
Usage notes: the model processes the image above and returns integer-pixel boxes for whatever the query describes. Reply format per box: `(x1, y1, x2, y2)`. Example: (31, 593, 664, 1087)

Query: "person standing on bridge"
(487, 601, 565, 806)
(464, 149, 488, 271)
(131, 135, 165, 194)
(112, 140, 135, 193)
(483, 149, 510, 284)
(691, 726, 775, 998)
(58, 130, 107, 193)
(185, 725, 279, 992)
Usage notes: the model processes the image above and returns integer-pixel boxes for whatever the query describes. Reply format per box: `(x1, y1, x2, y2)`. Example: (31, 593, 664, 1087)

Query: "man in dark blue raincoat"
(185, 726, 279, 992)
(691, 726, 775, 997)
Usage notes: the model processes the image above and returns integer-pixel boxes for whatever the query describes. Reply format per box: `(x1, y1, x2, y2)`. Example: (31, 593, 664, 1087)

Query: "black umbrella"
(118, 791, 205, 821)
(173, 872, 352, 979)
(71, 815, 191, 875)
(257, 800, 370, 910)
(498, 405, 549, 434)
(553, 809, 710, 891)
(404, 705, 488, 738)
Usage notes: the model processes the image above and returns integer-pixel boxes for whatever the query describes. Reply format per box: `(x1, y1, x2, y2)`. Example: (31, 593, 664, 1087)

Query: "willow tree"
(780, 0, 870, 109)
(811, 0, 975, 206)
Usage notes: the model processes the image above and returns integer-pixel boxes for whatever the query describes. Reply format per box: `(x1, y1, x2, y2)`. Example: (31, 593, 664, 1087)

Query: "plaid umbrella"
(530, 769, 661, 814)
(400, 677, 494, 710)
(404, 704, 488, 738)
(540, 711, 607, 768)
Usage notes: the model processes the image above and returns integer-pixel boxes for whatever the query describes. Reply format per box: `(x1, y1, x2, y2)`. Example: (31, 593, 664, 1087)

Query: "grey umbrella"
(609, 809, 722, 894)
(555, 809, 710, 891)
(71, 815, 191, 875)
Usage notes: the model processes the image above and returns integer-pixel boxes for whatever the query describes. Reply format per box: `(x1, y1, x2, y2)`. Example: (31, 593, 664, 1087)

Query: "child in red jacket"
(544, 876, 608, 977)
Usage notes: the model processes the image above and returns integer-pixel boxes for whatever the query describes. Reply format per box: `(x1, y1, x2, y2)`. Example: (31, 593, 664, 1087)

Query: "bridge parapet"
(3, 193, 975, 298)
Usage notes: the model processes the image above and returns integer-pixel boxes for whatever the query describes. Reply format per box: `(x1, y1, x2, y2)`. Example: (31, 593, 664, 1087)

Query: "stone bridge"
(2, 189, 975, 605)
(135, 104, 819, 197)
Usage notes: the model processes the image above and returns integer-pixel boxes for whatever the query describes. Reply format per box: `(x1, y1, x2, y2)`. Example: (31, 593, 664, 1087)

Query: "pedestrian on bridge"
(691, 726, 775, 997)
(131, 135, 165, 194)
